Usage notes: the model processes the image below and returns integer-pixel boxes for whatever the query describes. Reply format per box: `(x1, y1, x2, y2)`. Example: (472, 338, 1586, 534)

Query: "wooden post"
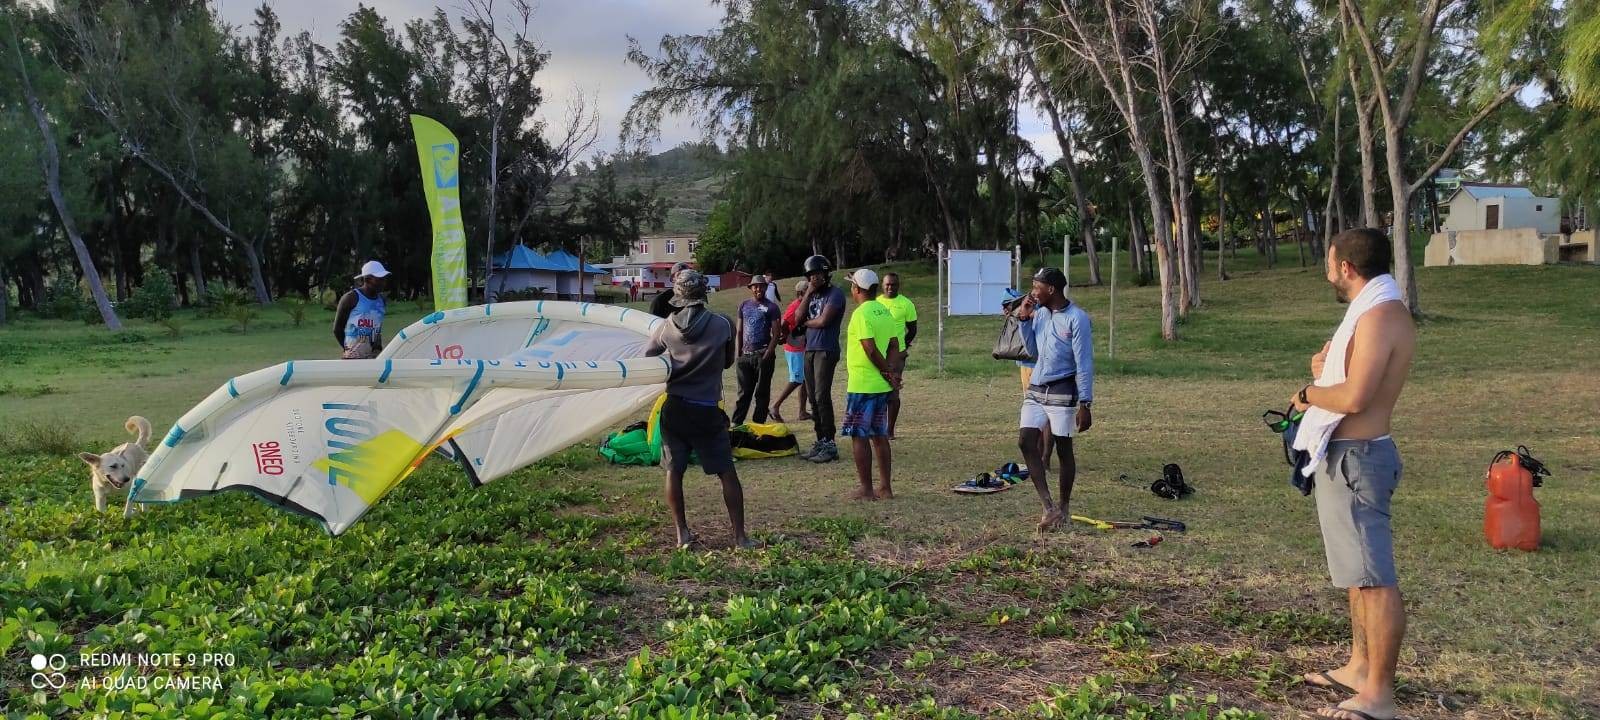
(936, 243, 945, 373)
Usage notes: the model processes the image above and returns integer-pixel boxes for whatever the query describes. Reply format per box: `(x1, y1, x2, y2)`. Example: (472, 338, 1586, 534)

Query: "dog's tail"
(126, 416, 152, 448)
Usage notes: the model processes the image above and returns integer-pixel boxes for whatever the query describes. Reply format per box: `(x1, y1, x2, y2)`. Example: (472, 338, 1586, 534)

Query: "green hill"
(554, 143, 728, 235)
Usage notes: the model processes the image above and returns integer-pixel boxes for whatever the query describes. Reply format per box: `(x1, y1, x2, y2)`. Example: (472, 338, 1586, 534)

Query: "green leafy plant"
(282, 297, 311, 327)
(493, 287, 547, 303)
(39, 275, 89, 321)
(199, 281, 252, 316)
(122, 273, 177, 320)
(228, 303, 259, 334)
(1092, 606, 1153, 651)
(158, 317, 184, 338)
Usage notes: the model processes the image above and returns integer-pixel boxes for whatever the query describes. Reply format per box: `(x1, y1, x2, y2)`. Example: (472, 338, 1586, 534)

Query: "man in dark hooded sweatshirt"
(643, 270, 756, 549)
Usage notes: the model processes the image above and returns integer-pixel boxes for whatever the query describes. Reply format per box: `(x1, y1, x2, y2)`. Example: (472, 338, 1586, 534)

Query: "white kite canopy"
(131, 301, 669, 535)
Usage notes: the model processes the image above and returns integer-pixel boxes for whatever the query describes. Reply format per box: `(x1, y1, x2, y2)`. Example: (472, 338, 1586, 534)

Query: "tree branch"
(1407, 81, 1526, 194)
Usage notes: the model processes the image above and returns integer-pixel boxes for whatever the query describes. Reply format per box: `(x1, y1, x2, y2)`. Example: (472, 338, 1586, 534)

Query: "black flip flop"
(1305, 671, 1356, 695)
(1313, 706, 1391, 720)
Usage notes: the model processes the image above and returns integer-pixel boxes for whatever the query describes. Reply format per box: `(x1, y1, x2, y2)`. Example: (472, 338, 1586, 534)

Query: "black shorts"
(659, 395, 735, 475)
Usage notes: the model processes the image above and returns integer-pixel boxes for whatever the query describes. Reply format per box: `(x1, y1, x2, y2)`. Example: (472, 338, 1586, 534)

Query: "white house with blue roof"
(487, 245, 607, 301)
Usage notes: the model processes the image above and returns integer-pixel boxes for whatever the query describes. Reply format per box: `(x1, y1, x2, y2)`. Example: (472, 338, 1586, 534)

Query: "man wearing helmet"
(1013, 267, 1094, 531)
(795, 254, 846, 463)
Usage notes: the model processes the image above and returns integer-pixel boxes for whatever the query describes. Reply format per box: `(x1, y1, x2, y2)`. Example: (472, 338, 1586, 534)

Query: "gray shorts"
(1314, 437, 1402, 588)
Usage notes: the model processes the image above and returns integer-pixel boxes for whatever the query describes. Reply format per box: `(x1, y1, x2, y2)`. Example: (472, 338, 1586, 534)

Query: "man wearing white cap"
(841, 268, 903, 500)
(334, 260, 390, 359)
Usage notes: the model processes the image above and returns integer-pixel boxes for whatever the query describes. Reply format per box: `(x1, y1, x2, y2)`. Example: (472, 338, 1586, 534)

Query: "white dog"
(78, 416, 151, 517)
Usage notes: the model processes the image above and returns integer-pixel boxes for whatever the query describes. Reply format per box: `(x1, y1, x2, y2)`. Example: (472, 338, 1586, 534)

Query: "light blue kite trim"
(619, 308, 630, 322)
(485, 304, 492, 316)
(450, 360, 485, 415)
(163, 425, 186, 448)
(618, 361, 628, 379)
(227, 379, 239, 398)
(581, 303, 591, 316)
(423, 311, 445, 325)
(279, 361, 295, 386)
(398, 328, 408, 340)
(537, 300, 545, 314)
(379, 359, 394, 383)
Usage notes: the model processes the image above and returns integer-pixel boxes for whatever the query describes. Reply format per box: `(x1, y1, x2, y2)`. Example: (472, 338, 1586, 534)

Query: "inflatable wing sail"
(131, 302, 668, 534)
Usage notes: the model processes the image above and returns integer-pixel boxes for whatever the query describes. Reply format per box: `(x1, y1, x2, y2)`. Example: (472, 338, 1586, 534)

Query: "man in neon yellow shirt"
(842, 268, 903, 501)
(876, 272, 917, 438)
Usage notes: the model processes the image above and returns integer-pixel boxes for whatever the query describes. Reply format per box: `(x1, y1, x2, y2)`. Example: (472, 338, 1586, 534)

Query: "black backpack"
(1151, 463, 1194, 500)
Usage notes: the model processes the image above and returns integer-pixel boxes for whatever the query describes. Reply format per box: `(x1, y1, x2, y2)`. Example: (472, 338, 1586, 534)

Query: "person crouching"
(643, 270, 755, 549)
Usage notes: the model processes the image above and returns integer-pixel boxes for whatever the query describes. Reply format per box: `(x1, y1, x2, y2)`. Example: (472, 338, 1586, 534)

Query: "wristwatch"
(1299, 385, 1311, 405)
(1079, 401, 1092, 409)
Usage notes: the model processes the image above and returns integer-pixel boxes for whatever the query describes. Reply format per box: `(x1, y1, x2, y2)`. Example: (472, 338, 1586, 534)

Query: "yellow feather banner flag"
(410, 114, 468, 311)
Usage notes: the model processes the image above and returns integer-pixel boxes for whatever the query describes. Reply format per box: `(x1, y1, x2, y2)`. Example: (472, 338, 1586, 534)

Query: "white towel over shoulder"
(1292, 274, 1402, 476)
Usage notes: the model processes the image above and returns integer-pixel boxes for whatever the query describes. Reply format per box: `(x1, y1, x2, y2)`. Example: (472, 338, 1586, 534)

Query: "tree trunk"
(13, 30, 121, 330)
(1037, 87, 1102, 285)
(1323, 99, 1344, 266)
(1348, 62, 1380, 228)
(242, 238, 271, 304)
(0, 261, 7, 325)
(1383, 127, 1420, 310)
(485, 117, 501, 302)
(1216, 166, 1228, 280)
(191, 236, 209, 302)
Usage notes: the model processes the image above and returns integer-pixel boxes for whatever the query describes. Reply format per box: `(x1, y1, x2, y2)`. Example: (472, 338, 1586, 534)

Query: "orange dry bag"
(1484, 446, 1550, 552)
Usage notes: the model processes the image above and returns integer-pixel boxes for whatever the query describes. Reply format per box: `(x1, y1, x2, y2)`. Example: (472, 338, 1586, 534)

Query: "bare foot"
(797, 411, 812, 421)
(1303, 669, 1362, 695)
(768, 406, 785, 423)
(875, 483, 894, 499)
(1315, 697, 1396, 720)
(850, 486, 878, 501)
(734, 537, 761, 550)
(676, 530, 699, 550)
(1037, 509, 1064, 532)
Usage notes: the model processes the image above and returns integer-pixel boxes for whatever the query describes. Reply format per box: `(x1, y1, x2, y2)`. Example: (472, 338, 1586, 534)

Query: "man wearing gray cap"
(650, 262, 692, 318)
(643, 270, 755, 549)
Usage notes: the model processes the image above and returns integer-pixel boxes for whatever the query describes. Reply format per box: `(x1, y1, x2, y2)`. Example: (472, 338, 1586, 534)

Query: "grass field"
(3, 249, 1597, 718)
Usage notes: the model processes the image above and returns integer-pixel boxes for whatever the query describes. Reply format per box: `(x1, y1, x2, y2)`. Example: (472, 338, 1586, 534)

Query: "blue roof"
(492, 245, 603, 273)
(544, 248, 607, 274)
(493, 245, 559, 270)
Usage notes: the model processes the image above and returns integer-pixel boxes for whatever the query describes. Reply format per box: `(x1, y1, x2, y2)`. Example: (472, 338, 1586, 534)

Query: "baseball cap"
(354, 260, 391, 280)
(848, 268, 879, 290)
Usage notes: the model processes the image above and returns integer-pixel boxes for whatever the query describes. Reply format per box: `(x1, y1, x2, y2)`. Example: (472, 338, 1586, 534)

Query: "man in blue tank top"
(334, 260, 390, 359)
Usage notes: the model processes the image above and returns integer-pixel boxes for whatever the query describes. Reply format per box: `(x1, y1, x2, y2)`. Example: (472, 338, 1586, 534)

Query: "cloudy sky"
(214, 1, 1059, 162)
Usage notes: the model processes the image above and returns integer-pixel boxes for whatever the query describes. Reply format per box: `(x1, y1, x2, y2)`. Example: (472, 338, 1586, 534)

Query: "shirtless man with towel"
(1288, 228, 1416, 720)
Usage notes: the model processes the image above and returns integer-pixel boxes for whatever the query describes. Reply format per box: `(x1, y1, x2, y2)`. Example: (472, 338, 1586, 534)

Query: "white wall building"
(1441, 182, 1560, 235)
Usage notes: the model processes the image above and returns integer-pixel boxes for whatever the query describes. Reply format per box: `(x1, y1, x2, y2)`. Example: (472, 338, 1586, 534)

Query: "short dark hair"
(883, 272, 900, 281)
(1331, 228, 1392, 279)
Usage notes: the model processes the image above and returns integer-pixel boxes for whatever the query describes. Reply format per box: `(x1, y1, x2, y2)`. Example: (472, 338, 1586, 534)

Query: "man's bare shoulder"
(1370, 301, 1416, 336)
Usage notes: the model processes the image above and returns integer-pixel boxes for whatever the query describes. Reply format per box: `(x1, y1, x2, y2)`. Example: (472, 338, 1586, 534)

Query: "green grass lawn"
(3, 250, 1597, 718)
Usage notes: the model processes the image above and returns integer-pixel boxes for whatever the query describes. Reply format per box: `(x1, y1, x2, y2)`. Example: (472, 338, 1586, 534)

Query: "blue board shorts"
(1314, 437, 1402, 588)
(785, 349, 805, 384)
(840, 392, 891, 438)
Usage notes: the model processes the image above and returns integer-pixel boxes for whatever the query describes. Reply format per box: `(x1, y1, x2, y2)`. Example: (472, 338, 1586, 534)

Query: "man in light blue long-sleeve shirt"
(1013, 267, 1094, 531)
